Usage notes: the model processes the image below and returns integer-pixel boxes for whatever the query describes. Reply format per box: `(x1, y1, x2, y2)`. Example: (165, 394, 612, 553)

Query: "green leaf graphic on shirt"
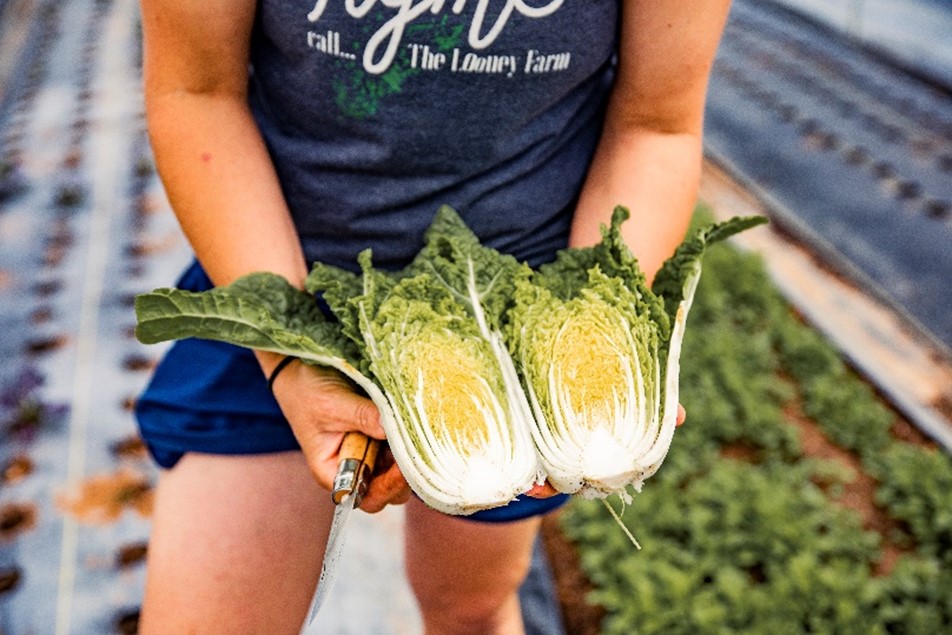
(332, 15, 464, 119)
(429, 19, 465, 52)
(333, 61, 417, 119)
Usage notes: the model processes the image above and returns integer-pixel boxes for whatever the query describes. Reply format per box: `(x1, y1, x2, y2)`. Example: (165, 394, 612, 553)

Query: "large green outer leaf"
(637, 214, 769, 480)
(134, 272, 371, 392)
(306, 259, 381, 377)
(652, 215, 769, 324)
(407, 205, 532, 334)
(135, 273, 405, 488)
(536, 206, 670, 341)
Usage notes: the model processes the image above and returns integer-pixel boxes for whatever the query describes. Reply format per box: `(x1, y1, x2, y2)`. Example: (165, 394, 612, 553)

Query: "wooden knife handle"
(331, 432, 380, 507)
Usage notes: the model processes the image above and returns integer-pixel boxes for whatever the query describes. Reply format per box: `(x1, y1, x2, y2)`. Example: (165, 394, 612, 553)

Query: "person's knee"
(407, 548, 532, 634)
(410, 576, 525, 634)
(404, 499, 540, 634)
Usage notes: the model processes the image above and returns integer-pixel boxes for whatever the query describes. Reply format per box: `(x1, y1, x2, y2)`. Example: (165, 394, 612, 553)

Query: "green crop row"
(560, 212, 952, 634)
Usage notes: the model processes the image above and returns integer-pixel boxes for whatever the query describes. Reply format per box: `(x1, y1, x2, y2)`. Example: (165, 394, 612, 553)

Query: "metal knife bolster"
(332, 458, 372, 506)
(330, 432, 380, 508)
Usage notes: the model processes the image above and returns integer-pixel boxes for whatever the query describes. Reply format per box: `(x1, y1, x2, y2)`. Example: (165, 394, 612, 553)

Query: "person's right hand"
(268, 358, 411, 513)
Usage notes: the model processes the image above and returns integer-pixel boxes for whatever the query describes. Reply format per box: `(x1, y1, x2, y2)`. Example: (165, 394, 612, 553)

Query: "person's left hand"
(525, 403, 687, 499)
(266, 357, 411, 513)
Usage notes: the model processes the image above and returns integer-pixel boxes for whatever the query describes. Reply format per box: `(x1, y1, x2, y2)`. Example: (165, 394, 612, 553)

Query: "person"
(134, 2, 729, 633)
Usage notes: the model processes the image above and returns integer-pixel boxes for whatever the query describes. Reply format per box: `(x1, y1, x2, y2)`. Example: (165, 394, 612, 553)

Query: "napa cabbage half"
(506, 207, 767, 500)
(306, 211, 545, 513)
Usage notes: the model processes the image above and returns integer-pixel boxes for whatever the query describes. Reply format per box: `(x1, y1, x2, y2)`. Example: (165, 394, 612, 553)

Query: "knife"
(301, 431, 380, 630)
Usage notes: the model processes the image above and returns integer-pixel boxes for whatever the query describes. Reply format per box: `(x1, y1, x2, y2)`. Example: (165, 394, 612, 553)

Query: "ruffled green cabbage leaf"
(134, 272, 372, 390)
(507, 207, 767, 500)
(306, 213, 545, 513)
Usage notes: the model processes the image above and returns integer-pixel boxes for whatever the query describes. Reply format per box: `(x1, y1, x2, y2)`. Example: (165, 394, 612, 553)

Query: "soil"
(116, 541, 149, 569)
(783, 398, 910, 576)
(114, 609, 140, 635)
(1, 454, 34, 484)
(930, 393, 952, 424)
(0, 502, 37, 539)
(57, 469, 153, 524)
(0, 566, 21, 595)
(110, 434, 149, 460)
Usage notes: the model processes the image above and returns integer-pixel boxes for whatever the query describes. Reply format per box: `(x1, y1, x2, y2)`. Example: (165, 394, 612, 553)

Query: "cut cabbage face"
(507, 207, 767, 501)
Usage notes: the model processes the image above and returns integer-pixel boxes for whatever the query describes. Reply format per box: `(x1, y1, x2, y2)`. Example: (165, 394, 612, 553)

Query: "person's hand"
(268, 358, 411, 513)
(526, 403, 687, 499)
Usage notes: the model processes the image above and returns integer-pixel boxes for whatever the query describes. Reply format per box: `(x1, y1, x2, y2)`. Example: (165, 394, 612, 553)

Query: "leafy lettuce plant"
(506, 207, 767, 501)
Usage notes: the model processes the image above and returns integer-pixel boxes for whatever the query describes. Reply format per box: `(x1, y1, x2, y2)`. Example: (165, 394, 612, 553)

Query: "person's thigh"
(139, 451, 333, 635)
(404, 497, 541, 635)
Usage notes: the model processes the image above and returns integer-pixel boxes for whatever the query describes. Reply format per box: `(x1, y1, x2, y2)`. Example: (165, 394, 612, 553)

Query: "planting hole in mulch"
(62, 147, 82, 170)
(125, 262, 145, 278)
(122, 353, 157, 373)
(2, 454, 35, 484)
(54, 184, 86, 209)
(116, 542, 148, 569)
(0, 502, 38, 539)
(134, 157, 154, 178)
(110, 435, 148, 460)
(116, 293, 137, 308)
(125, 234, 181, 259)
(43, 244, 68, 267)
(24, 334, 70, 356)
(114, 608, 140, 635)
(58, 470, 153, 523)
(29, 306, 55, 325)
(119, 395, 137, 412)
(0, 566, 22, 594)
(32, 279, 62, 297)
(47, 226, 74, 251)
(134, 196, 158, 216)
(5, 404, 58, 439)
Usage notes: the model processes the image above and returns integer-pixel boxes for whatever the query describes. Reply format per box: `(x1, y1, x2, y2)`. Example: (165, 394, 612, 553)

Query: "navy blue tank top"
(249, 1, 619, 270)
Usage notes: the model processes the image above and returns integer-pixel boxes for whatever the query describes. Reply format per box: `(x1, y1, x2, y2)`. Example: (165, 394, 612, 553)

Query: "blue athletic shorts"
(135, 261, 569, 523)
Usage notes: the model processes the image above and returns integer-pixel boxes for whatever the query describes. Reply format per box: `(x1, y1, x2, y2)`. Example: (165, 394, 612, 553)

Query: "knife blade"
(301, 432, 380, 630)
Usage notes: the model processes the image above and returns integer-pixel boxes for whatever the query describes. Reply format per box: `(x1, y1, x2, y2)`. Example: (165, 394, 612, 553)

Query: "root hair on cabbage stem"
(601, 493, 641, 550)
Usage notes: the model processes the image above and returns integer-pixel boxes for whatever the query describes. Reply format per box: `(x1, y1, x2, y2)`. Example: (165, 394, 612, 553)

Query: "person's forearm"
(146, 92, 308, 378)
(571, 0, 729, 284)
(146, 91, 308, 290)
(570, 124, 702, 284)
